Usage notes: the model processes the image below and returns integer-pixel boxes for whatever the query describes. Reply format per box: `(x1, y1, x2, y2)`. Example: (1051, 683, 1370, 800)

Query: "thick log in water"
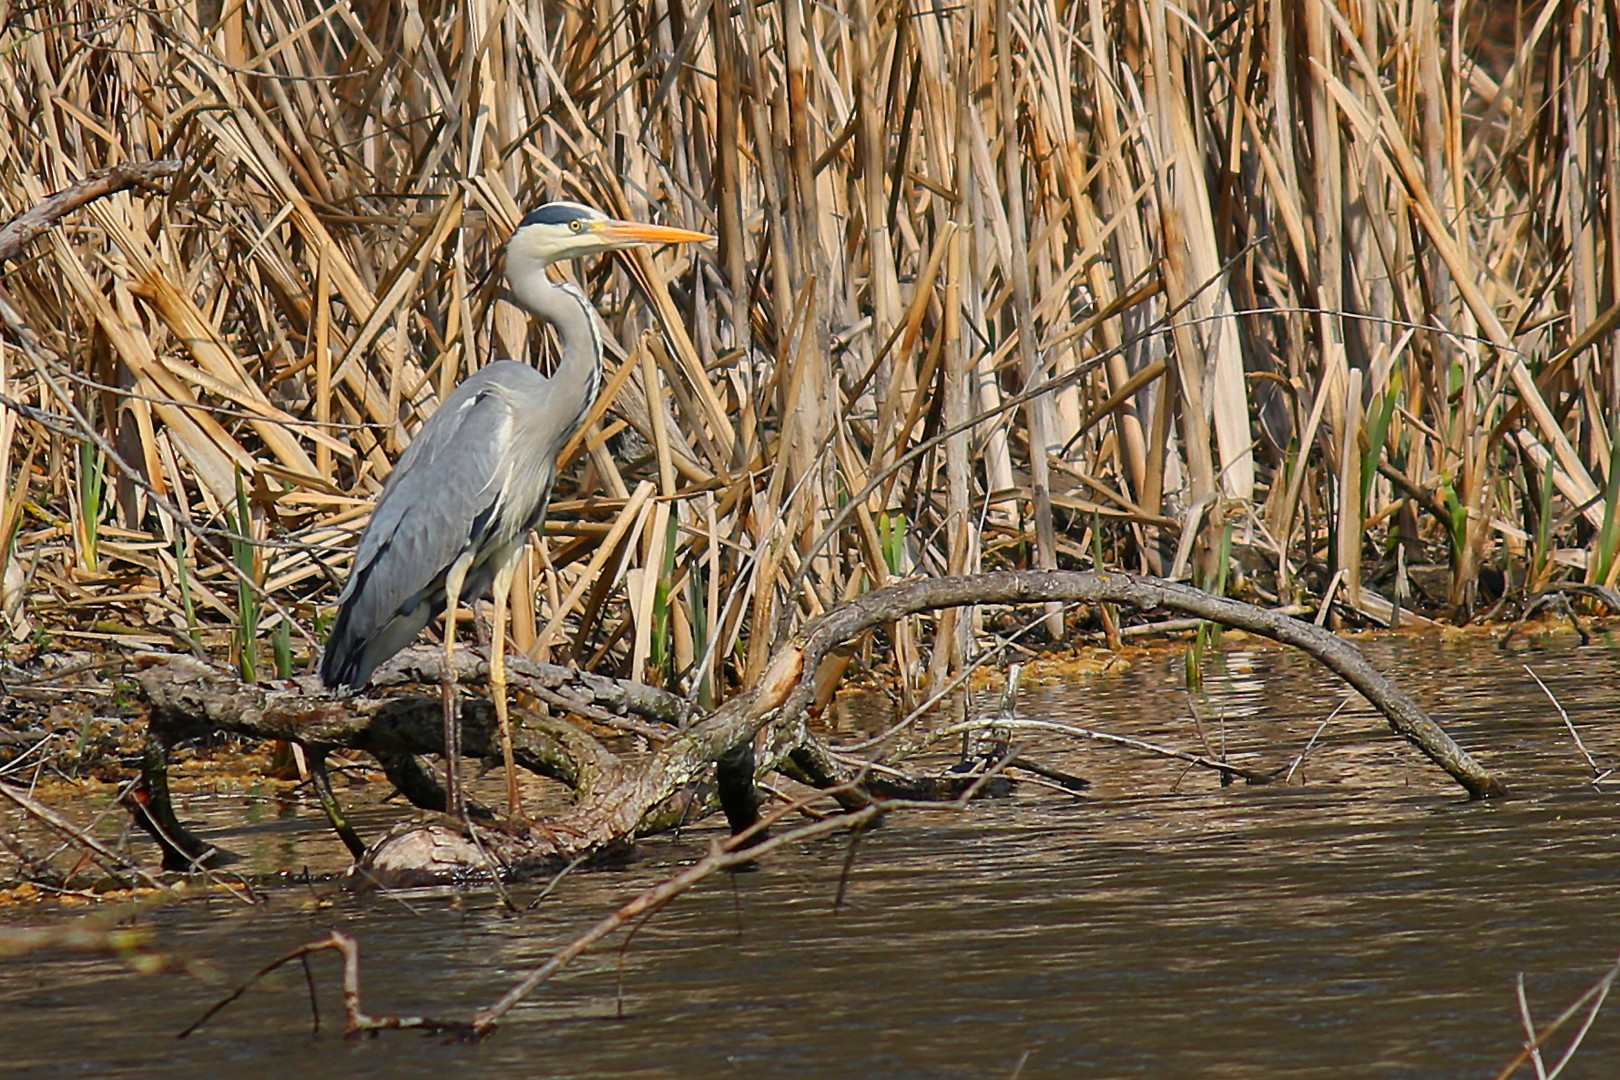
(132, 571, 1506, 885)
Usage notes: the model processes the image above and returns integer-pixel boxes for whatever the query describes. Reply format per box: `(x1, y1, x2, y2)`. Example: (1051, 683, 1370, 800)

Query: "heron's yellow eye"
(570, 220, 583, 232)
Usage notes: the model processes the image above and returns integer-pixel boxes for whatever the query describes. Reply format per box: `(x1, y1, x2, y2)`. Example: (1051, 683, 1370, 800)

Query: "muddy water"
(6, 629, 1620, 1078)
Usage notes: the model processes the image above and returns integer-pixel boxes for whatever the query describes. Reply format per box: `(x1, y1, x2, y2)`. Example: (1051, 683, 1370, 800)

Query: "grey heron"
(319, 201, 710, 821)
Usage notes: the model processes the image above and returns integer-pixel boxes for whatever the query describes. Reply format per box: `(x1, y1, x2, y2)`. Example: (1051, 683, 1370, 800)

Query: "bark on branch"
(0, 159, 182, 264)
(134, 651, 629, 796)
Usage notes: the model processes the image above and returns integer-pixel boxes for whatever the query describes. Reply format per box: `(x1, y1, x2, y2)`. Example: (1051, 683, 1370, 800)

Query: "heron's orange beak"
(596, 219, 713, 247)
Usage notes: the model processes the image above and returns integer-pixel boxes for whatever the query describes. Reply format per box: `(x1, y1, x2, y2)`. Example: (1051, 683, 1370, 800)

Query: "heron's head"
(505, 201, 710, 283)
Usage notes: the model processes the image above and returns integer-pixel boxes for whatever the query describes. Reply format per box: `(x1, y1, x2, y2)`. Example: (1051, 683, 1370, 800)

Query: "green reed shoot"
(227, 468, 259, 682)
(1593, 418, 1620, 587)
(880, 510, 908, 577)
(650, 512, 679, 683)
(1528, 462, 1555, 594)
(1198, 523, 1236, 640)
(687, 558, 712, 709)
(272, 617, 292, 678)
(1439, 476, 1467, 565)
(1361, 373, 1400, 513)
(75, 442, 105, 573)
(174, 530, 200, 651)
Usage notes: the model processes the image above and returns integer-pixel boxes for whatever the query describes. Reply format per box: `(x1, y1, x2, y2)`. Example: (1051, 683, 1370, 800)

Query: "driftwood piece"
(132, 570, 1505, 884)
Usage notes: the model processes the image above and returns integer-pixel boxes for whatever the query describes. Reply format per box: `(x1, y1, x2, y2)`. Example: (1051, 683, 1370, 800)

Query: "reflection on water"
(5, 628, 1620, 1079)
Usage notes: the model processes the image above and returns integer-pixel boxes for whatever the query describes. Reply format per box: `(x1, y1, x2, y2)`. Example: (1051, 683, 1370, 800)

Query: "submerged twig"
(1493, 951, 1620, 1080)
(1523, 664, 1613, 788)
(926, 716, 1282, 786)
(179, 931, 471, 1040)
(1283, 701, 1349, 784)
(0, 780, 164, 891)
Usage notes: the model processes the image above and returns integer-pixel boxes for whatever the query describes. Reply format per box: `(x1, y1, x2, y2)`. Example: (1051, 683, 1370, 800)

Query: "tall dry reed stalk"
(0, 0, 1613, 705)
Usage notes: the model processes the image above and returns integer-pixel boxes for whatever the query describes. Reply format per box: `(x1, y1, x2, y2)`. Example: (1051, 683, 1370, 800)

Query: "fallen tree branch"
(364, 563, 1504, 877)
(367, 648, 694, 728)
(769, 571, 1504, 800)
(134, 653, 626, 798)
(0, 159, 181, 264)
(134, 570, 1504, 884)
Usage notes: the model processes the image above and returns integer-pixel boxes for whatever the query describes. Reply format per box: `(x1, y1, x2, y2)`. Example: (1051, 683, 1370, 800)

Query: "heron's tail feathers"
(318, 597, 441, 690)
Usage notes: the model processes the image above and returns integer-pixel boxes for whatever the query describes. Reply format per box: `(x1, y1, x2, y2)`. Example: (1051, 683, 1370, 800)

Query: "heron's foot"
(524, 815, 563, 849)
(499, 790, 526, 823)
(491, 810, 532, 840)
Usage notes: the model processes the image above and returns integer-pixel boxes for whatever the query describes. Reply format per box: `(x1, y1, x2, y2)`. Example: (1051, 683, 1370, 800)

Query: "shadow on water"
(5, 628, 1620, 1078)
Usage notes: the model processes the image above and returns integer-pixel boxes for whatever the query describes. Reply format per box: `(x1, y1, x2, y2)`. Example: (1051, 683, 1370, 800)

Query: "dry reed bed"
(0, 0, 1613, 707)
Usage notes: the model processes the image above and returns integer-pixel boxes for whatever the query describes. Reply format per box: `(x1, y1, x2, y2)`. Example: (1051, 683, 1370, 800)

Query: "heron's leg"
(441, 566, 470, 820)
(490, 557, 523, 823)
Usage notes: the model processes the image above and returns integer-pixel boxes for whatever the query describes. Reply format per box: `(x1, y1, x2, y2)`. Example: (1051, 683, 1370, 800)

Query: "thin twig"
(1523, 664, 1610, 786)
(923, 717, 1282, 786)
(1283, 700, 1349, 784)
(0, 780, 165, 890)
(1493, 951, 1620, 1080)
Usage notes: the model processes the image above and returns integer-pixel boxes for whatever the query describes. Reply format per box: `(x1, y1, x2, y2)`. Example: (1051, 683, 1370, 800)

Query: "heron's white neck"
(506, 264, 604, 426)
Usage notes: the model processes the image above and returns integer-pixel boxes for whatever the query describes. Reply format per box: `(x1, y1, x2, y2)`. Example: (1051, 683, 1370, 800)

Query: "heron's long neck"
(509, 271, 604, 433)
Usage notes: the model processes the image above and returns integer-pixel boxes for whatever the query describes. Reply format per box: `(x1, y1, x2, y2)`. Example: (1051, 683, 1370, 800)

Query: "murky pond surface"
(6, 629, 1620, 1078)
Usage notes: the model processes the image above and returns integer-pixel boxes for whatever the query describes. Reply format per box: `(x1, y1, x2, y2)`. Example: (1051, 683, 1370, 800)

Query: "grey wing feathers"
(319, 362, 546, 688)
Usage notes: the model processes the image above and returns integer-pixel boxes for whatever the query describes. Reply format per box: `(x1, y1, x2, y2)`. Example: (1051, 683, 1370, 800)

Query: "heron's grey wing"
(320, 364, 542, 687)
